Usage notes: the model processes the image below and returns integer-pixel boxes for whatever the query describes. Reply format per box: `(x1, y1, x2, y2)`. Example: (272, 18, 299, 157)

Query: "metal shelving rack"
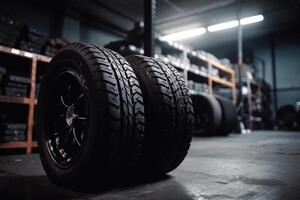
(250, 80, 263, 129)
(208, 62, 236, 103)
(0, 45, 51, 154)
(158, 42, 236, 104)
(237, 64, 263, 130)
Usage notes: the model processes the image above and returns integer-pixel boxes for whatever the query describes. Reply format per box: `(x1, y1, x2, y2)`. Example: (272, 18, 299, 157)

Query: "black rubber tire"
(215, 96, 236, 136)
(37, 42, 145, 188)
(277, 105, 297, 130)
(126, 55, 194, 175)
(191, 93, 222, 136)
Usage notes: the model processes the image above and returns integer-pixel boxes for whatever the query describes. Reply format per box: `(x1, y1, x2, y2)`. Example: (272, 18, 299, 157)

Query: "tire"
(126, 55, 194, 175)
(215, 96, 236, 136)
(37, 42, 144, 188)
(191, 93, 222, 136)
(277, 105, 297, 130)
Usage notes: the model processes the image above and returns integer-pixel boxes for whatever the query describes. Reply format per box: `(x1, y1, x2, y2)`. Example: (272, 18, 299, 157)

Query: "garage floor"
(0, 131, 300, 200)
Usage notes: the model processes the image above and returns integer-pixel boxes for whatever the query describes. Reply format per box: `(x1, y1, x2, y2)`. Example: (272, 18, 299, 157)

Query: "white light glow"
(160, 27, 206, 41)
(240, 15, 264, 25)
(242, 86, 248, 95)
(24, 52, 33, 58)
(159, 14, 264, 41)
(11, 49, 20, 55)
(208, 20, 239, 32)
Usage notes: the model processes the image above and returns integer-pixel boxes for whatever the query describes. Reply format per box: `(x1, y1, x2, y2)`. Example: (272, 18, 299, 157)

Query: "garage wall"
(254, 32, 300, 108)
(80, 24, 122, 46)
(0, 0, 121, 46)
(62, 17, 122, 44)
(0, 1, 52, 36)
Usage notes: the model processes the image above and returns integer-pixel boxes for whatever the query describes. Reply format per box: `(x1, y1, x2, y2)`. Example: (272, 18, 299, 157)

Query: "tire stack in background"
(1, 74, 30, 97)
(0, 66, 6, 95)
(277, 104, 300, 131)
(191, 93, 237, 137)
(0, 62, 30, 144)
(0, 123, 27, 143)
(260, 80, 273, 129)
(16, 27, 47, 54)
(0, 14, 69, 56)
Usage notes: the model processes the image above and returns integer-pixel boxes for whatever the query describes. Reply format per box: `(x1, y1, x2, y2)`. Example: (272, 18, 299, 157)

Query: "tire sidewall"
(192, 93, 222, 136)
(216, 96, 236, 135)
(37, 49, 99, 185)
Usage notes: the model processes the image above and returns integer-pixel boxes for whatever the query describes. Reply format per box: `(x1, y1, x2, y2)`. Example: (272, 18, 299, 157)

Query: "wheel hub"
(66, 104, 75, 126)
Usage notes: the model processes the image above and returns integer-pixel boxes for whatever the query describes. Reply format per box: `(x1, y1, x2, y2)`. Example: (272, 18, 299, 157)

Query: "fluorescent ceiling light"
(208, 20, 239, 32)
(159, 14, 264, 40)
(160, 27, 206, 41)
(240, 15, 264, 25)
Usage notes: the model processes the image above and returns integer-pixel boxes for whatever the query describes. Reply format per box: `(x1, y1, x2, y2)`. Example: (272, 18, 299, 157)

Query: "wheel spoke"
(74, 93, 84, 105)
(59, 126, 73, 144)
(72, 127, 82, 147)
(66, 84, 72, 98)
(77, 116, 87, 121)
(60, 96, 69, 108)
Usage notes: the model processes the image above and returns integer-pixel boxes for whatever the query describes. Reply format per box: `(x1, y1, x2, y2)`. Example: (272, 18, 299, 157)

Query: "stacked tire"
(37, 42, 194, 189)
(191, 93, 222, 136)
(215, 96, 237, 136)
(191, 93, 236, 136)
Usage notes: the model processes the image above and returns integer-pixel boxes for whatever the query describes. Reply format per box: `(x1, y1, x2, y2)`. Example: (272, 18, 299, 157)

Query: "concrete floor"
(0, 131, 300, 200)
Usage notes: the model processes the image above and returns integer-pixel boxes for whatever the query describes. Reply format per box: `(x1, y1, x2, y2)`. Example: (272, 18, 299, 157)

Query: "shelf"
(0, 45, 50, 154)
(160, 56, 187, 71)
(0, 141, 27, 149)
(0, 45, 33, 59)
(0, 95, 30, 104)
(0, 45, 51, 62)
(188, 52, 208, 63)
(0, 141, 37, 149)
(188, 68, 208, 78)
(37, 55, 51, 63)
(210, 61, 234, 75)
(158, 40, 185, 53)
(188, 53, 234, 75)
(211, 76, 234, 88)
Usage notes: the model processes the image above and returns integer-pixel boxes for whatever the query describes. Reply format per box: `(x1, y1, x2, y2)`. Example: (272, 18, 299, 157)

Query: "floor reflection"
(0, 170, 83, 199)
(0, 170, 193, 200)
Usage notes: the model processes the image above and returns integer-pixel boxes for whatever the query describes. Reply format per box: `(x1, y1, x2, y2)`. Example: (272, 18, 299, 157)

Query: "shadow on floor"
(0, 170, 193, 200)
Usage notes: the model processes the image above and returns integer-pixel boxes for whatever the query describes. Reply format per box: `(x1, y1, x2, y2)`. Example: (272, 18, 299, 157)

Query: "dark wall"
(0, 0, 122, 45)
(253, 32, 300, 108)
(0, 1, 52, 36)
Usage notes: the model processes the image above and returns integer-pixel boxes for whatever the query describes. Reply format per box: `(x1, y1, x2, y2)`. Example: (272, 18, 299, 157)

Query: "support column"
(271, 36, 278, 123)
(144, 0, 156, 57)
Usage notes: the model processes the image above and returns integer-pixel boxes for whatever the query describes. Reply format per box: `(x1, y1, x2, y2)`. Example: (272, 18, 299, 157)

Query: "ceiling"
(32, 0, 300, 49)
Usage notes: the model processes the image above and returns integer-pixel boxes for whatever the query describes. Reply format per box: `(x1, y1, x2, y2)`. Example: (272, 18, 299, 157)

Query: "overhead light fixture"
(240, 15, 264, 25)
(208, 20, 239, 32)
(159, 14, 264, 40)
(160, 27, 206, 41)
